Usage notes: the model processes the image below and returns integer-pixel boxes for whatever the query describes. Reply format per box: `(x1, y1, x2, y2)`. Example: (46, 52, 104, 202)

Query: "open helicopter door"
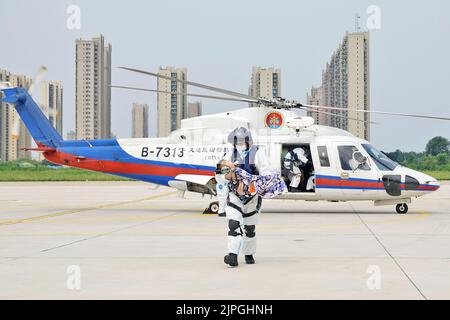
(325, 142, 382, 200)
(280, 144, 316, 193)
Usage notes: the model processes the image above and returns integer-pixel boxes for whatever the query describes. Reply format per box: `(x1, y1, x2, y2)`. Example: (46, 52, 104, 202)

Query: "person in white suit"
(215, 127, 270, 267)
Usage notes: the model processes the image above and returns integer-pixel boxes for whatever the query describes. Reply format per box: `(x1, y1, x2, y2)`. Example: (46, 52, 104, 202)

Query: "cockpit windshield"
(362, 144, 399, 171)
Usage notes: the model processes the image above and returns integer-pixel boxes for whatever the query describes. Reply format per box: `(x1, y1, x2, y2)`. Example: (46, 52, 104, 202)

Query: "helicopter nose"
(403, 169, 440, 193)
(430, 180, 440, 191)
(422, 175, 440, 192)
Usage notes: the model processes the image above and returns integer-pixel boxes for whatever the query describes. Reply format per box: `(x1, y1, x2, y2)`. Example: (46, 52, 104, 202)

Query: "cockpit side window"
(362, 144, 399, 171)
(405, 175, 419, 190)
(337, 145, 370, 171)
(317, 146, 330, 167)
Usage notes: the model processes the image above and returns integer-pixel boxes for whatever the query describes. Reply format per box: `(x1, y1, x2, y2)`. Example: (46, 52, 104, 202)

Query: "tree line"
(385, 136, 450, 171)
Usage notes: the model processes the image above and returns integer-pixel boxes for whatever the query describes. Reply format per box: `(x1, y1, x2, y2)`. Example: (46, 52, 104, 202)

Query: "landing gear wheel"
(203, 201, 219, 215)
(396, 203, 408, 214)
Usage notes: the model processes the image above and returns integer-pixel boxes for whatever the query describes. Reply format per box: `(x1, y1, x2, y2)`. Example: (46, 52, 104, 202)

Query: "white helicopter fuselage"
(115, 106, 440, 207)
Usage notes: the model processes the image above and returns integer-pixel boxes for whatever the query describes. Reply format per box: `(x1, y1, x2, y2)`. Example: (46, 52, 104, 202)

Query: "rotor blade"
(28, 65, 48, 94)
(301, 106, 376, 125)
(117, 66, 256, 100)
(300, 106, 377, 125)
(302, 104, 450, 121)
(110, 85, 259, 103)
(11, 66, 48, 139)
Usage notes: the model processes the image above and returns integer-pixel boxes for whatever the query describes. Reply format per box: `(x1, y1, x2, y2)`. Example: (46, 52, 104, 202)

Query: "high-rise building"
(75, 34, 112, 140)
(157, 67, 187, 137)
(249, 66, 281, 107)
(187, 101, 202, 118)
(10, 75, 32, 160)
(40, 81, 63, 135)
(66, 130, 76, 140)
(0, 71, 32, 161)
(308, 31, 370, 140)
(306, 86, 325, 125)
(131, 103, 149, 138)
(0, 69, 11, 162)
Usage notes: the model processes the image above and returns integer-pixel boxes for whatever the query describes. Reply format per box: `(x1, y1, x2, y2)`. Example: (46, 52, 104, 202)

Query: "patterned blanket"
(234, 167, 288, 199)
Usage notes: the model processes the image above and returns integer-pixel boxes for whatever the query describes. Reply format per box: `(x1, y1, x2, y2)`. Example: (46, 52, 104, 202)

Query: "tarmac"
(0, 181, 449, 300)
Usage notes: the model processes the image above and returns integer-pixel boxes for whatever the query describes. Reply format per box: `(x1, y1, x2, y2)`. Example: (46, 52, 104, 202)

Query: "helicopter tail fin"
(0, 86, 63, 148)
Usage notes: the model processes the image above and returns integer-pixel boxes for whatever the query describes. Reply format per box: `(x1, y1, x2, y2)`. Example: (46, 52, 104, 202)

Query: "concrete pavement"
(0, 181, 449, 299)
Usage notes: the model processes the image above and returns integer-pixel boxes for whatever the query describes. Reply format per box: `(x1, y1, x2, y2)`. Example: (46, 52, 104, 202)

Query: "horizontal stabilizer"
(0, 96, 18, 104)
(175, 174, 215, 185)
(20, 146, 56, 152)
(0, 88, 20, 104)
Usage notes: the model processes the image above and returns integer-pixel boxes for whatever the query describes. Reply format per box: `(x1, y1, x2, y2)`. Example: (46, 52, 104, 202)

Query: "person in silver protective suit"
(215, 127, 270, 267)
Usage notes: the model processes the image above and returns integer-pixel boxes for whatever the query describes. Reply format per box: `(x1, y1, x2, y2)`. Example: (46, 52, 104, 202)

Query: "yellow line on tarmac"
(33, 208, 208, 224)
(0, 191, 177, 227)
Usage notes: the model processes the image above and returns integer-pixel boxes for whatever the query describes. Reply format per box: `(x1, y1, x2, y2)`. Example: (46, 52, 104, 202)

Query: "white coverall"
(283, 148, 309, 188)
(216, 146, 270, 256)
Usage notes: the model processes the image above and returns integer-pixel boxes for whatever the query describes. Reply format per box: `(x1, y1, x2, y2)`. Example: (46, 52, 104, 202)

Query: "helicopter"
(1, 66, 448, 215)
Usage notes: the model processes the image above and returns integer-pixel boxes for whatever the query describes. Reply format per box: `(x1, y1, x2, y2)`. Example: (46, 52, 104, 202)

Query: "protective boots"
(245, 255, 255, 264)
(224, 254, 255, 267)
(224, 253, 238, 267)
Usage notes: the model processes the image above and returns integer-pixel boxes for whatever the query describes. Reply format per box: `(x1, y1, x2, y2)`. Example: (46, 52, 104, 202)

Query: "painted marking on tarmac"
(351, 205, 429, 300)
(5, 206, 208, 224)
(0, 191, 177, 227)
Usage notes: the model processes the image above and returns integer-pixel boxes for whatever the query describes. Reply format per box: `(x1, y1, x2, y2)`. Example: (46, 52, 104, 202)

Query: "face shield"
(235, 143, 248, 153)
(228, 127, 253, 151)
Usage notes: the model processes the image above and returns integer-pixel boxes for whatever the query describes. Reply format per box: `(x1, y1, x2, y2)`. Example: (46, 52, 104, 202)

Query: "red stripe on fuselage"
(317, 177, 439, 191)
(43, 149, 214, 177)
(415, 185, 440, 191)
(316, 177, 384, 189)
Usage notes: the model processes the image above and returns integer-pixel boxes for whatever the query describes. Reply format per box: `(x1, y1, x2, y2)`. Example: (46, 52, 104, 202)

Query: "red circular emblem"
(265, 112, 283, 129)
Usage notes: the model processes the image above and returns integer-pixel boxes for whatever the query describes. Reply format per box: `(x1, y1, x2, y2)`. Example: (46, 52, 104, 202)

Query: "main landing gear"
(396, 203, 409, 214)
(203, 201, 219, 215)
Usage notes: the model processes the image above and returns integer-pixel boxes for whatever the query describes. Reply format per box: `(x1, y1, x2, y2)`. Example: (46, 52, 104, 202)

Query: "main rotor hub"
(260, 97, 299, 109)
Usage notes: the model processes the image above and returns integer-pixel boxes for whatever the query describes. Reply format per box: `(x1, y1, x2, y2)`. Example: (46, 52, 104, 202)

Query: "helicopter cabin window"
(317, 146, 330, 167)
(338, 145, 370, 171)
(281, 144, 315, 193)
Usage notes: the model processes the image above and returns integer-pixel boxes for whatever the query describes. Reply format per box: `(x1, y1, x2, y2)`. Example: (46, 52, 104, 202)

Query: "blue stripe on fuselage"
(58, 139, 216, 171)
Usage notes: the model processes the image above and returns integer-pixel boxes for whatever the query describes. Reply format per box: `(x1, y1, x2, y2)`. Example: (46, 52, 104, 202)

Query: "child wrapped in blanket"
(216, 160, 288, 199)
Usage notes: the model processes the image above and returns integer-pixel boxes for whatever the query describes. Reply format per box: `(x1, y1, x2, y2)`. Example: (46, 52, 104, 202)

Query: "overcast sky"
(1, 0, 449, 151)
